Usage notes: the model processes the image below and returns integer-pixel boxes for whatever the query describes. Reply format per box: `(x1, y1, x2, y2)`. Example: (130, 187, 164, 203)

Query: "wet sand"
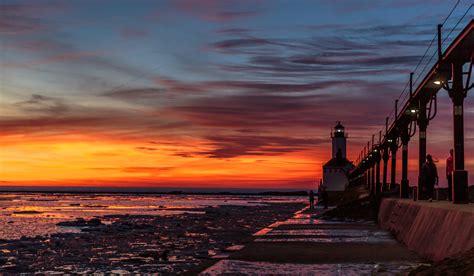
(0, 202, 304, 274)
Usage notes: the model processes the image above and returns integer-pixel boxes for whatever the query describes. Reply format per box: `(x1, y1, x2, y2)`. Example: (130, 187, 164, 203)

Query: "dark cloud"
(166, 82, 396, 131)
(207, 20, 434, 79)
(1, 94, 188, 138)
(121, 167, 174, 173)
(304, 22, 435, 37)
(211, 38, 271, 50)
(216, 28, 252, 35)
(0, 2, 64, 34)
(197, 135, 326, 158)
(0, 116, 110, 135)
(289, 55, 422, 67)
(100, 77, 375, 97)
(135, 146, 158, 151)
(14, 94, 69, 115)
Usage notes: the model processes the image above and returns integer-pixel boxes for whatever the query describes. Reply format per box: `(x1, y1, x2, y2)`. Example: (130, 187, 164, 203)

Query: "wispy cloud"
(173, 0, 259, 22)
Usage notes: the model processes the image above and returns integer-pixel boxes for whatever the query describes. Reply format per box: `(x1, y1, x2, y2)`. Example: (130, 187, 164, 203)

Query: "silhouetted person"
(421, 154, 438, 202)
(446, 149, 454, 201)
(309, 190, 315, 209)
(322, 186, 329, 209)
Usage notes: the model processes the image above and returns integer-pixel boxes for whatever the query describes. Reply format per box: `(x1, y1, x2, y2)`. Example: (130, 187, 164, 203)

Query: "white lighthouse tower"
(331, 121, 347, 159)
(322, 122, 354, 191)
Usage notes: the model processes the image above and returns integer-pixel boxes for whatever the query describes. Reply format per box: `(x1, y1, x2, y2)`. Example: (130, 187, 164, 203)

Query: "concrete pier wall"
(378, 198, 474, 261)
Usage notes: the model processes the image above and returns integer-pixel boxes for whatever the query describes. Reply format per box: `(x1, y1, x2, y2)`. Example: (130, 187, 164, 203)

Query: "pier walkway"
(201, 206, 422, 275)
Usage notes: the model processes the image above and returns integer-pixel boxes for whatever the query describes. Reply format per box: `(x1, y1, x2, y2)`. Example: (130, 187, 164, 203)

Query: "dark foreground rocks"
(320, 195, 379, 222)
(56, 218, 103, 227)
(0, 202, 304, 274)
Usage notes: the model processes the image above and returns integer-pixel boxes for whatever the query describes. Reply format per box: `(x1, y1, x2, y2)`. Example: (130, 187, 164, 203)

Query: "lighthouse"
(331, 121, 347, 159)
(322, 122, 354, 191)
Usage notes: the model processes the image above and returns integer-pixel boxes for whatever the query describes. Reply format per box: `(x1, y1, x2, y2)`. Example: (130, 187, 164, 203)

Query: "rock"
(13, 211, 42, 214)
(57, 218, 103, 227)
(160, 250, 169, 261)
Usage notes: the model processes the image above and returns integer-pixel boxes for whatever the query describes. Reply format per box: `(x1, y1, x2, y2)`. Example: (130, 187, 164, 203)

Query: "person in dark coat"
(446, 149, 454, 201)
(309, 190, 315, 209)
(421, 154, 438, 202)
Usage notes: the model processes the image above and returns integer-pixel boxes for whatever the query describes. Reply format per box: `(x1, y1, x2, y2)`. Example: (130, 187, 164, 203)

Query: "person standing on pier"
(446, 149, 454, 201)
(309, 190, 315, 209)
(422, 154, 438, 202)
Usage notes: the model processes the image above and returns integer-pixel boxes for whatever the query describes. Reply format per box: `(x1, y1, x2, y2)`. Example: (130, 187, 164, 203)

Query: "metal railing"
(371, 2, 473, 147)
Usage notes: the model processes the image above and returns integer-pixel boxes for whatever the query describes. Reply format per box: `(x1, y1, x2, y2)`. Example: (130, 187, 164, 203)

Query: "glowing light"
(433, 80, 442, 85)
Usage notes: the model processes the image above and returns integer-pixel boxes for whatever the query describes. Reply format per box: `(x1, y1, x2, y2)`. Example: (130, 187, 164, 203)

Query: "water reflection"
(0, 193, 304, 240)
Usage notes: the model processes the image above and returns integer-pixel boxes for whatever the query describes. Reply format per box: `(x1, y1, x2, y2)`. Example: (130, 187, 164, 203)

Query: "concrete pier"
(378, 198, 474, 261)
(201, 207, 421, 275)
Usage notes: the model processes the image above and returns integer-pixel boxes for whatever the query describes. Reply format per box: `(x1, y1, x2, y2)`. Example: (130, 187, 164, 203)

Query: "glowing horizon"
(1, 0, 473, 189)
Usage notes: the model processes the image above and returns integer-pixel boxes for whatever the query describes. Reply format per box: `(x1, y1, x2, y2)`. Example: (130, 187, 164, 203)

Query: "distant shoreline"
(0, 186, 310, 196)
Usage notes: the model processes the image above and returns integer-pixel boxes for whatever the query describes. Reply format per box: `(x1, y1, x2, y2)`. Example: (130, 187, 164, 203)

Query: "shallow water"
(0, 193, 304, 240)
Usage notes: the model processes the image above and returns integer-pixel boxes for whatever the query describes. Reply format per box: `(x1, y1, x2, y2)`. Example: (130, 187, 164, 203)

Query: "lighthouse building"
(322, 122, 354, 191)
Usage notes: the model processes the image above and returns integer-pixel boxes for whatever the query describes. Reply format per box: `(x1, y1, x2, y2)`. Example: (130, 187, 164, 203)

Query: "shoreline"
(0, 190, 310, 197)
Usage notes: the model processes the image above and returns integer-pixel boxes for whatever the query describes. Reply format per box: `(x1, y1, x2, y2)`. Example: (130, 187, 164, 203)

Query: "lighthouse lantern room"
(322, 122, 354, 191)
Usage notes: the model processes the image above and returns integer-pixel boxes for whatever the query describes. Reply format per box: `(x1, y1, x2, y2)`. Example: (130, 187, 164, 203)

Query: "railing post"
(400, 129, 410, 199)
(367, 166, 371, 190)
(417, 96, 429, 200)
(371, 161, 376, 196)
(375, 148, 381, 194)
(382, 146, 389, 191)
(390, 140, 398, 191)
(450, 61, 468, 204)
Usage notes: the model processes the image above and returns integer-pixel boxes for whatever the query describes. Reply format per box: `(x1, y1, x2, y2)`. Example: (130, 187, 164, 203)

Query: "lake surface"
(0, 193, 305, 240)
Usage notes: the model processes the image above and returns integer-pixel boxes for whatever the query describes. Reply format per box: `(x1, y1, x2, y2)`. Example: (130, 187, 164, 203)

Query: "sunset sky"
(1, 0, 473, 189)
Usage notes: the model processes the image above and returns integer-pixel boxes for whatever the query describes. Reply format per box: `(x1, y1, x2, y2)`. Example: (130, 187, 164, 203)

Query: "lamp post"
(399, 107, 418, 199)
(375, 148, 381, 194)
(389, 138, 397, 191)
(371, 135, 376, 196)
(375, 131, 382, 194)
(436, 23, 471, 203)
(449, 61, 469, 204)
(382, 146, 389, 192)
